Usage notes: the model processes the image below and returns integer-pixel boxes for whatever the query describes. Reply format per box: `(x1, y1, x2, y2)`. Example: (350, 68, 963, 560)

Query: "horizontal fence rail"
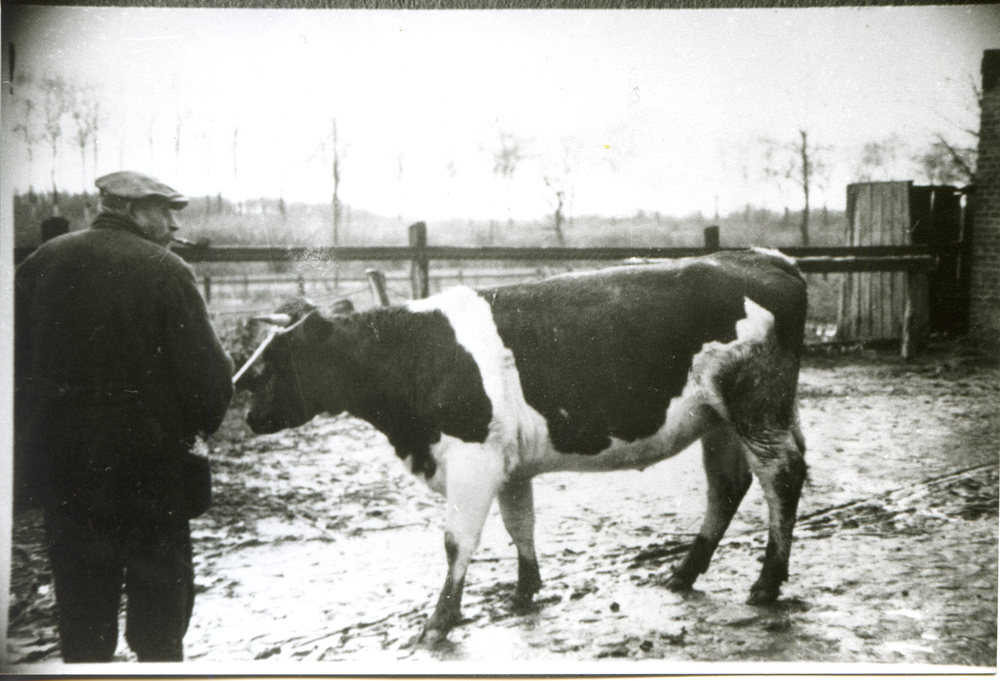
(16, 222, 949, 358)
(793, 254, 938, 273)
(168, 242, 942, 265)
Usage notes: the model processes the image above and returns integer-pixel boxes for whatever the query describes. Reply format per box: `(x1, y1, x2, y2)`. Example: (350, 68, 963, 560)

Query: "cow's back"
(476, 250, 806, 456)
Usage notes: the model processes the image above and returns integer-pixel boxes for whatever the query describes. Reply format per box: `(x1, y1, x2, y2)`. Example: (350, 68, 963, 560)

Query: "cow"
(242, 248, 809, 644)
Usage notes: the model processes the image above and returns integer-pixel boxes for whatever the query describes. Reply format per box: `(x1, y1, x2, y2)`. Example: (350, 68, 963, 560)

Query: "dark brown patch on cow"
(325, 308, 494, 478)
(478, 251, 806, 456)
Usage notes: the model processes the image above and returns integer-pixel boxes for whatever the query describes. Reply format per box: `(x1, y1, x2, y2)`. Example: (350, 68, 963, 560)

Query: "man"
(14, 171, 234, 662)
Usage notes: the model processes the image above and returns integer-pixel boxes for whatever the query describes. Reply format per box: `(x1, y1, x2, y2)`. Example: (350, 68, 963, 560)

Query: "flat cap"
(95, 171, 188, 208)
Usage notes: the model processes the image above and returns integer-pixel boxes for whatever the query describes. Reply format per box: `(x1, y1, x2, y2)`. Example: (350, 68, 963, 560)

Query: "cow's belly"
(525, 387, 713, 476)
(418, 384, 713, 496)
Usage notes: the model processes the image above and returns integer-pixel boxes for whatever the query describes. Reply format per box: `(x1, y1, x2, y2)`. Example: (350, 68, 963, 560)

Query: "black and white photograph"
(2, 3, 998, 673)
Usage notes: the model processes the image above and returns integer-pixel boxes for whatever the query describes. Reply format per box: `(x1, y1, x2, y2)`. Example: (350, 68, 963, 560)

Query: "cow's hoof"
(417, 627, 450, 648)
(663, 571, 696, 593)
(510, 591, 537, 614)
(746, 583, 781, 605)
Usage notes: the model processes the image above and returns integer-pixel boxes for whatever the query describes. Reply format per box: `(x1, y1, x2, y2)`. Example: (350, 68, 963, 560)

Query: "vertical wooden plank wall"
(838, 182, 912, 342)
(889, 184, 909, 337)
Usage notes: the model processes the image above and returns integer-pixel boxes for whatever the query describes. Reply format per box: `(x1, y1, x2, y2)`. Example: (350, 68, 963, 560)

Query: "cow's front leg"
(498, 475, 541, 610)
(421, 442, 505, 645)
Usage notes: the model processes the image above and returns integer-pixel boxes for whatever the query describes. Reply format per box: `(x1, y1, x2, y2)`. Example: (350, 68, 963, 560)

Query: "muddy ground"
(7, 347, 999, 671)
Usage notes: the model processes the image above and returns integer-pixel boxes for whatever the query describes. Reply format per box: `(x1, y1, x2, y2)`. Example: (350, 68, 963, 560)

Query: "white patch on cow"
(418, 433, 511, 502)
(735, 297, 776, 345)
(681, 296, 776, 422)
(408, 287, 551, 476)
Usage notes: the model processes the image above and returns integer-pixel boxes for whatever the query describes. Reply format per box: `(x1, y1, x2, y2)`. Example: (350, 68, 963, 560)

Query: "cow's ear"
(300, 312, 335, 343)
(329, 298, 354, 316)
(275, 297, 319, 323)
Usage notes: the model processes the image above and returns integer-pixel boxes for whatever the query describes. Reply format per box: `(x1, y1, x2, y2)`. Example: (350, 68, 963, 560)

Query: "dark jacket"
(14, 212, 234, 523)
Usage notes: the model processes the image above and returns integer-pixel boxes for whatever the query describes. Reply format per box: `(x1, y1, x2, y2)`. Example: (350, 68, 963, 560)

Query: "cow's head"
(243, 298, 355, 435)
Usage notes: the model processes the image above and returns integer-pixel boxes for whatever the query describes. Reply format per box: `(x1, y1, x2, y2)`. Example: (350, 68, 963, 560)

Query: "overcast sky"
(2, 6, 998, 221)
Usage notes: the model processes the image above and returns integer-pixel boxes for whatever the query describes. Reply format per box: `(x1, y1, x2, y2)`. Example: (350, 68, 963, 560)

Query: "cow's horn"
(251, 313, 294, 327)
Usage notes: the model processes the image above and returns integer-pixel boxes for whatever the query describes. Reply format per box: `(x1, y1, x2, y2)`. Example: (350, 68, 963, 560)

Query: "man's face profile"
(131, 199, 181, 246)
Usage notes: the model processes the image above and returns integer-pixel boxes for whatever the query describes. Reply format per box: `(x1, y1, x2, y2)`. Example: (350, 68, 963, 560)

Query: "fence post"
(703, 225, 720, 252)
(366, 269, 391, 307)
(203, 275, 212, 304)
(902, 269, 929, 359)
(409, 221, 429, 299)
(297, 274, 306, 296)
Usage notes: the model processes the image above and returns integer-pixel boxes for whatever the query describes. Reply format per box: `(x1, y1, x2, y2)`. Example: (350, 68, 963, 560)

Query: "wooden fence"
(170, 222, 941, 358)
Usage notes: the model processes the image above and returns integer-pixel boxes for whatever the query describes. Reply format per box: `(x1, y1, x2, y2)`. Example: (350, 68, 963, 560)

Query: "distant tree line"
(14, 187, 846, 253)
(8, 60, 978, 251)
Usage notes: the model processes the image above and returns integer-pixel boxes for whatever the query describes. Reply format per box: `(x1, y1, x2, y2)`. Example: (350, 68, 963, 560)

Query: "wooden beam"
(409, 222, 429, 299)
(795, 255, 937, 274)
(366, 269, 391, 307)
(703, 225, 720, 251)
(167, 243, 943, 264)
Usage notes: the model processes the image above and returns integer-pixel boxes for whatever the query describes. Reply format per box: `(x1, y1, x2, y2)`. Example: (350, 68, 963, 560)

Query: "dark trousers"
(44, 509, 195, 662)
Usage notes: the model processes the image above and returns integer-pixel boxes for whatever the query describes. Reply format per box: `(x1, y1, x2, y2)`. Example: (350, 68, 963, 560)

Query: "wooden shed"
(837, 181, 967, 344)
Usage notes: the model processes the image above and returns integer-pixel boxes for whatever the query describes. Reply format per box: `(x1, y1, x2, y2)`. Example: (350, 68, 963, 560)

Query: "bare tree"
(91, 109, 102, 180)
(147, 112, 158, 167)
(762, 129, 829, 246)
(231, 126, 239, 185)
(854, 134, 907, 182)
(913, 134, 976, 185)
(230, 125, 241, 213)
(540, 137, 581, 244)
(913, 135, 978, 185)
(913, 73, 980, 186)
(171, 81, 186, 179)
(199, 128, 215, 208)
(174, 110, 184, 178)
(40, 76, 72, 208)
(12, 87, 39, 188)
(542, 176, 566, 245)
(490, 130, 528, 226)
(310, 117, 346, 247)
(331, 118, 342, 248)
(70, 86, 101, 192)
(736, 162, 755, 229)
(278, 167, 287, 220)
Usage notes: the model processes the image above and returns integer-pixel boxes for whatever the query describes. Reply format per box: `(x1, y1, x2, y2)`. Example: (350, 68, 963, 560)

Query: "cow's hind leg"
(498, 475, 542, 610)
(421, 442, 505, 645)
(740, 427, 807, 605)
(665, 423, 752, 592)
